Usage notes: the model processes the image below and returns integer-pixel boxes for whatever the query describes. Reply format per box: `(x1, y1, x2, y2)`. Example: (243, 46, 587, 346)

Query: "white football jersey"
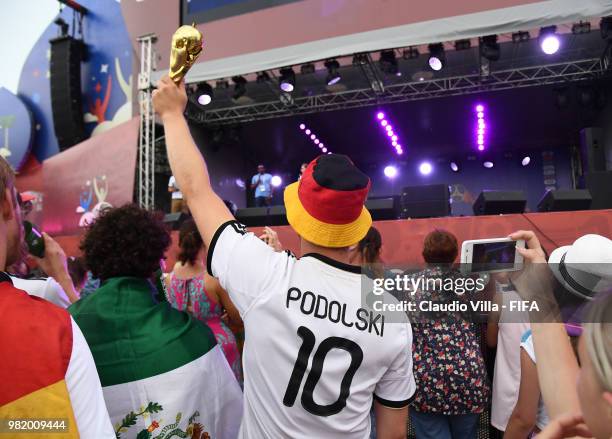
(209, 221, 416, 439)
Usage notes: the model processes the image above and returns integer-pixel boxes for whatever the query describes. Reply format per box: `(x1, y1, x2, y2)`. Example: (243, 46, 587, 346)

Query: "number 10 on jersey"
(283, 326, 364, 416)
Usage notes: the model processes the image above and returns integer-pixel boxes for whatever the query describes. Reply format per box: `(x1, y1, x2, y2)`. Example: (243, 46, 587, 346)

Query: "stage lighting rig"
(428, 44, 445, 71)
(231, 76, 247, 100)
(190, 82, 213, 107)
(402, 47, 420, 59)
(379, 50, 399, 75)
(480, 35, 500, 61)
(454, 39, 471, 51)
(216, 79, 229, 89)
(539, 26, 560, 54)
(324, 59, 341, 85)
(572, 21, 591, 35)
(300, 63, 315, 74)
(512, 31, 530, 43)
(256, 71, 270, 83)
(279, 67, 296, 92)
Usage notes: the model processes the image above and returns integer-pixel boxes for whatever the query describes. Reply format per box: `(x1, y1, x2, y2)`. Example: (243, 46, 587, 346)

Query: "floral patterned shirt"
(404, 267, 490, 414)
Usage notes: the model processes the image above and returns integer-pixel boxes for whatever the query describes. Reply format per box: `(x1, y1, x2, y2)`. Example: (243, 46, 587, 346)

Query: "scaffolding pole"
(137, 33, 157, 210)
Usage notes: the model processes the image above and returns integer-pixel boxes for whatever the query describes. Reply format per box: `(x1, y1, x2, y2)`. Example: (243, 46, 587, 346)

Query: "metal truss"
(137, 33, 157, 209)
(202, 58, 606, 125)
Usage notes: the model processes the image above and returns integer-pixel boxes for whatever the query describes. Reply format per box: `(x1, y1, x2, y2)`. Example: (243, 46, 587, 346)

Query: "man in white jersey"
(153, 76, 416, 439)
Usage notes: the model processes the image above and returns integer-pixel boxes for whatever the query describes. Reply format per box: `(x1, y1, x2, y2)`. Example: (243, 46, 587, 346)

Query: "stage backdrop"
(42, 118, 139, 236)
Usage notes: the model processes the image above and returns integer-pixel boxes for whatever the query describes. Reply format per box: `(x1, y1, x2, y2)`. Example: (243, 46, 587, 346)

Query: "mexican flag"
(70, 277, 243, 439)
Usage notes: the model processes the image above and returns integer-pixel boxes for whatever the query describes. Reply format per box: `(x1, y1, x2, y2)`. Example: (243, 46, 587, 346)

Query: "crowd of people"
(0, 75, 610, 439)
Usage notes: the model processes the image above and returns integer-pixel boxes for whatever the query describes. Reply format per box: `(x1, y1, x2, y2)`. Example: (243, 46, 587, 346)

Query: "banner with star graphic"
(42, 118, 138, 236)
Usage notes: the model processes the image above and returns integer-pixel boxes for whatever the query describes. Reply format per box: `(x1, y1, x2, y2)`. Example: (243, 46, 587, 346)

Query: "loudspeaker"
(364, 197, 399, 220)
(163, 212, 190, 230)
(400, 184, 450, 218)
(50, 36, 86, 150)
(537, 189, 592, 212)
(585, 171, 612, 209)
(235, 206, 288, 227)
(579, 127, 606, 173)
(473, 191, 526, 215)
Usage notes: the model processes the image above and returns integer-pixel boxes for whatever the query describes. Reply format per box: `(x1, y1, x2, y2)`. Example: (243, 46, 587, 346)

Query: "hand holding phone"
(461, 237, 525, 273)
(23, 221, 45, 258)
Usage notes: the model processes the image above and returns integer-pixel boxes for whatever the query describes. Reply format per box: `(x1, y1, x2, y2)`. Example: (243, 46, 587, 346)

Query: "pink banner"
(42, 118, 139, 236)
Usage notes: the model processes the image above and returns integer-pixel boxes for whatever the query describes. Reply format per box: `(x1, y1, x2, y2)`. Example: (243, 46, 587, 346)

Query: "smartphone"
(460, 237, 525, 273)
(23, 220, 45, 258)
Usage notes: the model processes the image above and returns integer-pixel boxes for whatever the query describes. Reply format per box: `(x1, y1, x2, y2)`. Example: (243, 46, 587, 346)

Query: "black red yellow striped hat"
(284, 154, 372, 247)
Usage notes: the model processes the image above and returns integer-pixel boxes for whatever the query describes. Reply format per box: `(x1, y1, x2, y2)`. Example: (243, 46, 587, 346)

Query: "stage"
(53, 208, 612, 268)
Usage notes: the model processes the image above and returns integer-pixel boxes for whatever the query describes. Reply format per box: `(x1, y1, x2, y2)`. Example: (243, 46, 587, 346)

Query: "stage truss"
(137, 33, 157, 210)
(194, 58, 606, 125)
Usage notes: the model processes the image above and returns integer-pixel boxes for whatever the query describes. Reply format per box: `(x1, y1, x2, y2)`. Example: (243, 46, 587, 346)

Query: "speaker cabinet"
(364, 197, 399, 220)
(235, 206, 288, 227)
(400, 184, 450, 218)
(163, 212, 190, 230)
(579, 127, 606, 173)
(50, 36, 86, 150)
(585, 171, 612, 209)
(473, 191, 526, 215)
(537, 189, 592, 212)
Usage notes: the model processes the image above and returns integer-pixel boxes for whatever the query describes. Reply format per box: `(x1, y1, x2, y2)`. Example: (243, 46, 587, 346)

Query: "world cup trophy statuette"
(169, 24, 203, 84)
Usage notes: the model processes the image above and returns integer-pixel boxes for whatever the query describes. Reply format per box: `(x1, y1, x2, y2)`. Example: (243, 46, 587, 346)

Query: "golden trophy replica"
(169, 24, 203, 84)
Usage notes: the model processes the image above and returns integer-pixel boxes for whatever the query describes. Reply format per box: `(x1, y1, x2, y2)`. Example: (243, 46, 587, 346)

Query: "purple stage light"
(541, 35, 560, 54)
(322, 147, 328, 153)
(483, 161, 494, 168)
(376, 112, 406, 156)
(450, 162, 459, 172)
(475, 103, 487, 150)
(198, 95, 212, 106)
(521, 156, 531, 166)
(429, 56, 443, 71)
(299, 126, 332, 154)
(271, 175, 283, 187)
(419, 162, 432, 175)
(384, 165, 398, 178)
(397, 150, 403, 155)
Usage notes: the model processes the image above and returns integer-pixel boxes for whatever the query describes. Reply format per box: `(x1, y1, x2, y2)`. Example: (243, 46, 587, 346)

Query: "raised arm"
(153, 76, 233, 247)
(509, 230, 582, 418)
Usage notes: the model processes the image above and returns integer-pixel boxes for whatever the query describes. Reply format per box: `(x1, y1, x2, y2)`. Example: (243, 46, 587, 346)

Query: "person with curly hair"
(69, 205, 243, 439)
(166, 219, 243, 381)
